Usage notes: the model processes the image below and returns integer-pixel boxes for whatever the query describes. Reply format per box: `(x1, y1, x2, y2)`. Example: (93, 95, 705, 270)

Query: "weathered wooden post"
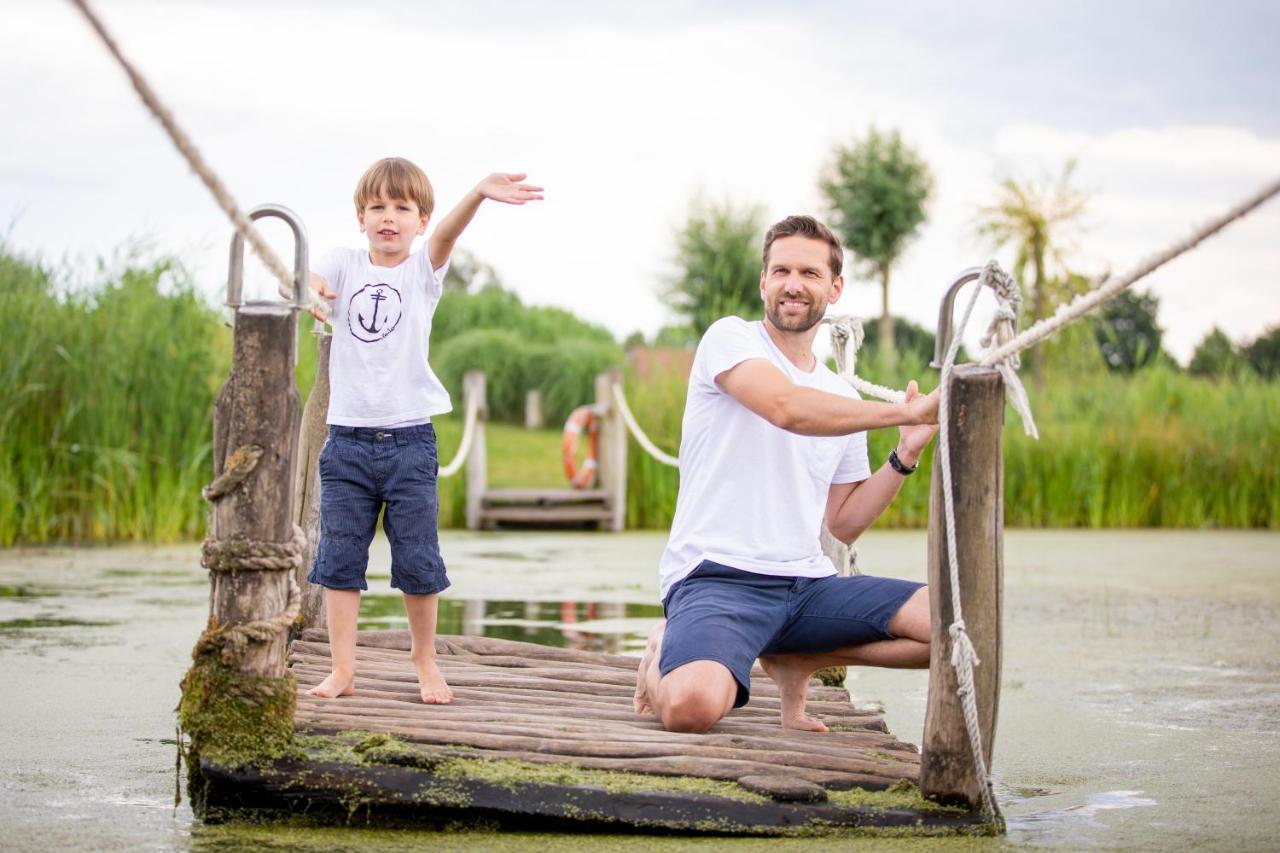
(524, 389, 543, 429)
(920, 364, 1004, 816)
(179, 205, 307, 806)
(295, 324, 331, 630)
(595, 367, 627, 531)
(464, 371, 488, 531)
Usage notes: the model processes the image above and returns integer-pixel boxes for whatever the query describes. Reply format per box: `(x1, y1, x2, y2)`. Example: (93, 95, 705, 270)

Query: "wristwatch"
(888, 448, 917, 476)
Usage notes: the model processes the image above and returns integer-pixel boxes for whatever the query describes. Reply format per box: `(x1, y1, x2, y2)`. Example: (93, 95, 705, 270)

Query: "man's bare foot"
(633, 620, 665, 716)
(307, 669, 355, 698)
(413, 654, 453, 704)
(759, 655, 828, 732)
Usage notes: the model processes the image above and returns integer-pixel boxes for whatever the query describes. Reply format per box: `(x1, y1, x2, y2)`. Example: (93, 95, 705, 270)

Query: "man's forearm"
(827, 452, 918, 543)
(773, 384, 932, 436)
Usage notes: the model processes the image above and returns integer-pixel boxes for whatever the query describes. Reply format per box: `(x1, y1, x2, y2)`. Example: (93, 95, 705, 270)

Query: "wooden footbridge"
(180, 207, 1004, 837)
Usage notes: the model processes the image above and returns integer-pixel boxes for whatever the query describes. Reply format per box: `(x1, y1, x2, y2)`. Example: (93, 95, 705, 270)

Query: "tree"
(1189, 327, 1245, 379)
(820, 127, 933, 364)
(664, 197, 766, 337)
(1242, 324, 1280, 379)
(976, 160, 1089, 386)
(442, 249, 501, 293)
(1092, 290, 1164, 373)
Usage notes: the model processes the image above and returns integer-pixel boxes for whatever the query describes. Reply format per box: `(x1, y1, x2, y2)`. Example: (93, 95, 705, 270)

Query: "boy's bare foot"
(413, 655, 453, 704)
(759, 654, 828, 732)
(308, 669, 355, 698)
(633, 620, 665, 716)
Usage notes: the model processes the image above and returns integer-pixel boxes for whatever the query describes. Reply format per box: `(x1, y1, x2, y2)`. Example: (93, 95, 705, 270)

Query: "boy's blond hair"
(354, 157, 435, 218)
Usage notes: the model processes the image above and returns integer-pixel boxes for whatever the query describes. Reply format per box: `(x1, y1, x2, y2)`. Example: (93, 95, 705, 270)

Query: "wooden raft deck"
(201, 629, 981, 834)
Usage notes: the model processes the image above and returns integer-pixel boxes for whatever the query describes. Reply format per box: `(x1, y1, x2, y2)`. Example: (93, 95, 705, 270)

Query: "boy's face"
(358, 193, 430, 263)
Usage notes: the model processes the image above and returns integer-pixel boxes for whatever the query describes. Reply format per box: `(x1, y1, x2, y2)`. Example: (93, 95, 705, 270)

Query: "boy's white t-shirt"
(658, 317, 871, 600)
(314, 247, 452, 427)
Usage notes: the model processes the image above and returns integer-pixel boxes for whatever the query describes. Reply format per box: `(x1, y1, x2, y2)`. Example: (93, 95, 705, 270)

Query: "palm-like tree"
(976, 160, 1089, 385)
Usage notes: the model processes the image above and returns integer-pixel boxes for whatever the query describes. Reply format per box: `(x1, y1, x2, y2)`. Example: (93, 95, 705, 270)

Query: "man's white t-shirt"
(314, 247, 452, 427)
(658, 317, 871, 600)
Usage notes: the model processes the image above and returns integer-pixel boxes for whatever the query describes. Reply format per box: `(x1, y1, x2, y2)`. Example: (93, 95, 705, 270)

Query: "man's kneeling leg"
(656, 659, 738, 733)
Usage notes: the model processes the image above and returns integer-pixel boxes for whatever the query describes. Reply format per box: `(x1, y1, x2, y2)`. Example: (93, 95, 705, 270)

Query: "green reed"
(0, 249, 229, 544)
(3, 243, 1274, 544)
(620, 345, 1279, 530)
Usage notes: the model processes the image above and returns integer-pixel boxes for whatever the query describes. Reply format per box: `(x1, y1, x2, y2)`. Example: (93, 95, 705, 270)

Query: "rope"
(439, 385, 481, 477)
(202, 525, 307, 574)
(69, 0, 330, 320)
(194, 574, 302, 664)
(822, 316, 907, 403)
(200, 444, 264, 502)
(935, 267, 1003, 823)
(199, 437, 306, 658)
(611, 383, 679, 467)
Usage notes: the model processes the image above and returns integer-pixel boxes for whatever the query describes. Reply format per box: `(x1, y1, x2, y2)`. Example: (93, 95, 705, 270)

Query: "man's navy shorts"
(307, 424, 450, 596)
(659, 560, 923, 707)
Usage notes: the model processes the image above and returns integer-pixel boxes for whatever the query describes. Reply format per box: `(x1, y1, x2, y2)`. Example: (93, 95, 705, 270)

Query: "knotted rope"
(823, 316, 907, 404)
(198, 443, 305, 659)
(194, 576, 302, 665)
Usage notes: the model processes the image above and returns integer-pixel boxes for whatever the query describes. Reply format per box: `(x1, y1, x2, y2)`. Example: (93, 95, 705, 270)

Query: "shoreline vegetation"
(1, 250, 1275, 546)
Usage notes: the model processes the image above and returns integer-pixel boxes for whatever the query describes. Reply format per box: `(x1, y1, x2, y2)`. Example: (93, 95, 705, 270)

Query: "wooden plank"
(479, 505, 616, 523)
(920, 364, 1004, 811)
(293, 709, 917, 781)
(272, 628, 948, 833)
(482, 488, 609, 505)
(288, 648, 855, 703)
(292, 695, 915, 756)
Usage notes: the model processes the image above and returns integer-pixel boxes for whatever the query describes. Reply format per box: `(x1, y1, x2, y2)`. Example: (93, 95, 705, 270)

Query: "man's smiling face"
(760, 235, 843, 333)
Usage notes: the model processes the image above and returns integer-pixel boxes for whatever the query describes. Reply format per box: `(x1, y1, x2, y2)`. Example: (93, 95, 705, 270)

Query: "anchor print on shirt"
(347, 283, 403, 343)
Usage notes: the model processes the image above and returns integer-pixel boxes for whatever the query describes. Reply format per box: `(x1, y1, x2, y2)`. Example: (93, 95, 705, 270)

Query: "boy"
(306, 157, 542, 704)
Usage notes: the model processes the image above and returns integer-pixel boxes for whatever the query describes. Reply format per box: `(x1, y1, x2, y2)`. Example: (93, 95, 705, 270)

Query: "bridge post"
(595, 367, 627, 531)
(295, 327, 330, 630)
(464, 371, 488, 530)
(920, 364, 1004, 813)
(179, 301, 303, 803)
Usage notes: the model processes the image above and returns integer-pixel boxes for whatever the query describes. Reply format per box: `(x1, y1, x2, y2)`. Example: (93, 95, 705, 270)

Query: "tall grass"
(0, 249, 228, 544)
(620, 343, 1279, 530)
(3, 244, 1274, 544)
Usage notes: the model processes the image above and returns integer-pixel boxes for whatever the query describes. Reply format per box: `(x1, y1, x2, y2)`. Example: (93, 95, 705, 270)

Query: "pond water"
(1, 530, 1277, 850)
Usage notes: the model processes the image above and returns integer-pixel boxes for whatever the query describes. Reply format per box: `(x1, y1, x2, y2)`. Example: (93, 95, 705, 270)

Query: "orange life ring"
(562, 405, 600, 489)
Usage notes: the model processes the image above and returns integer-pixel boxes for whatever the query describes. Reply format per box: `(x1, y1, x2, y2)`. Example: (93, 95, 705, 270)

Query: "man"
(633, 215, 940, 734)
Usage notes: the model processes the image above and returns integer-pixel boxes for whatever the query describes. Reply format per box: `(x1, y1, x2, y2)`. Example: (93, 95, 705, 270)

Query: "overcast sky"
(3, 0, 1278, 362)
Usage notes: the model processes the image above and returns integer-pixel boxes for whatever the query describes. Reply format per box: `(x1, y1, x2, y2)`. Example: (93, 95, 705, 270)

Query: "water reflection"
(357, 595, 663, 655)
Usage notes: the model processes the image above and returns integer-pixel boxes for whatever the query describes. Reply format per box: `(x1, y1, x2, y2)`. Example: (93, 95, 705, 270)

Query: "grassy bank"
(2, 249, 1275, 545)
(618, 352, 1279, 530)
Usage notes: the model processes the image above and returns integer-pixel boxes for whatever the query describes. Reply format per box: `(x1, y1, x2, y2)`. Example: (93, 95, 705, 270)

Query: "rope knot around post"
(201, 444, 264, 502)
(194, 575, 303, 666)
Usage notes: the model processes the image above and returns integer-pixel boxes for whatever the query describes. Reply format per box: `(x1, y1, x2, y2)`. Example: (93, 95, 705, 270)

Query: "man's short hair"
(762, 215, 844, 278)
(354, 157, 435, 218)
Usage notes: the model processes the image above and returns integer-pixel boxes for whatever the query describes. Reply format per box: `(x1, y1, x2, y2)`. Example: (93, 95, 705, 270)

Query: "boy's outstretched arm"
(428, 172, 544, 268)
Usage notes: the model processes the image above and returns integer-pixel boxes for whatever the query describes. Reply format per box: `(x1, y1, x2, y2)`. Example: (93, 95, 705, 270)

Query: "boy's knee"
(889, 586, 931, 642)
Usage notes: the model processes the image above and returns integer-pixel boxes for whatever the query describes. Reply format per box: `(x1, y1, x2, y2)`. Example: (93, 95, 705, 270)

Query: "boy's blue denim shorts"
(659, 560, 924, 708)
(307, 424, 450, 596)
